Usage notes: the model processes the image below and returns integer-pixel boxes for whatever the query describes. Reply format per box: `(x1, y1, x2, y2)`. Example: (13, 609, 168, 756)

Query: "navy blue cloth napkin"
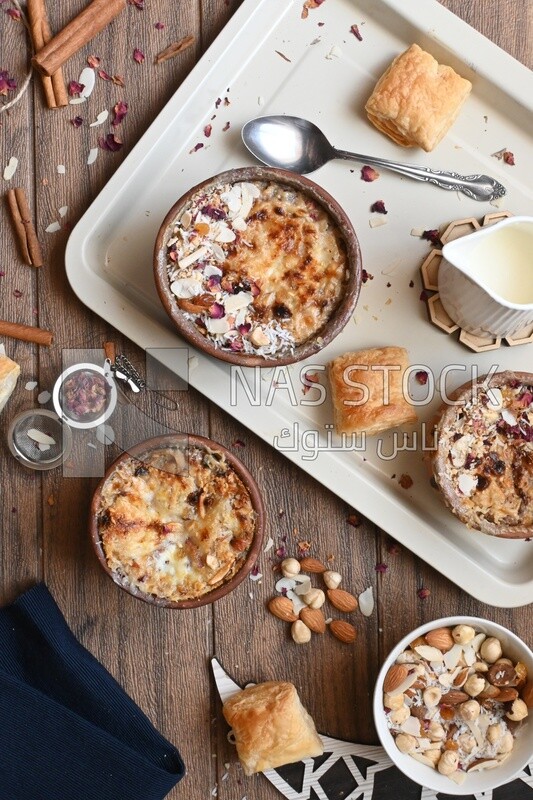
(0, 583, 185, 800)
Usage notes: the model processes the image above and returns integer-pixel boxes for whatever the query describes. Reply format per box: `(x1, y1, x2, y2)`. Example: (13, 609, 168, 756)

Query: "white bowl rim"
(373, 615, 533, 796)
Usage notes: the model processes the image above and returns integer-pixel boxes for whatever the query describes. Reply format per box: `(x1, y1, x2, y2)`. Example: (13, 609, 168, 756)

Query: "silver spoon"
(242, 115, 506, 203)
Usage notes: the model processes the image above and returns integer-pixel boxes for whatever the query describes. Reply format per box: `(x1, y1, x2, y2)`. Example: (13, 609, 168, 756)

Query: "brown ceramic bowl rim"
(89, 433, 265, 607)
(432, 370, 533, 539)
(153, 166, 362, 367)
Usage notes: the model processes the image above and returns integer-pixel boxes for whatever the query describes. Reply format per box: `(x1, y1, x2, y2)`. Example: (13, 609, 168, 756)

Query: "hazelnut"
(424, 749, 442, 767)
(464, 675, 485, 697)
(495, 657, 513, 667)
(473, 661, 489, 673)
(459, 700, 480, 721)
(456, 733, 477, 753)
(389, 705, 410, 725)
(498, 731, 514, 754)
(437, 750, 458, 775)
(480, 637, 503, 664)
(506, 698, 528, 722)
(323, 570, 342, 590)
(291, 620, 311, 644)
(423, 687, 442, 707)
(487, 723, 504, 744)
(281, 557, 301, 578)
(428, 721, 446, 741)
(384, 692, 405, 711)
(395, 733, 417, 754)
(452, 624, 476, 645)
(302, 588, 325, 609)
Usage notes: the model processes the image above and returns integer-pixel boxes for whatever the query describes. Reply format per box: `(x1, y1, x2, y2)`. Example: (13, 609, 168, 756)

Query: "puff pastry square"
(329, 346, 418, 436)
(0, 354, 20, 414)
(365, 44, 472, 151)
(222, 680, 323, 775)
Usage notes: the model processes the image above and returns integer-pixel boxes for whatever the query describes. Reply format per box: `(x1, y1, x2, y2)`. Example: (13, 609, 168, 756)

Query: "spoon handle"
(334, 149, 506, 202)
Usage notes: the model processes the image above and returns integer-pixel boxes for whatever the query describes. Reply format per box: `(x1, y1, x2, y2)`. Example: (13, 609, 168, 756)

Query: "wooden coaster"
(420, 211, 533, 353)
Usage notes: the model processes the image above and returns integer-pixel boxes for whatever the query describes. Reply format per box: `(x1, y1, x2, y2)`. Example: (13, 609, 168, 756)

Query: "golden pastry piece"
(0, 354, 21, 413)
(365, 44, 472, 152)
(222, 681, 323, 775)
(328, 346, 418, 436)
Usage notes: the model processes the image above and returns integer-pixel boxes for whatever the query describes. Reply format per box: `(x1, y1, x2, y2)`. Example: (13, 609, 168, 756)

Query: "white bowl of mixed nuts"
(373, 617, 533, 795)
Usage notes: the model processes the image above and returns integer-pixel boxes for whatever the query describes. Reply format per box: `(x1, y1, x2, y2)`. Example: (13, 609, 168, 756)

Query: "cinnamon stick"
(32, 0, 127, 78)
(6, 188, 44, 268)
(0, 320, 53, 347)
(27, 0, 68, 109)
(154, 35, 195, 65)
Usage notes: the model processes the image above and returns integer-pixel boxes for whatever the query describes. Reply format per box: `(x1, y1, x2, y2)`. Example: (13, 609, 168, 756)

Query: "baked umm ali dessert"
(154, 167, 362, 367)
(91, 434, 264, 607)
(222, 681, 323, 775)
(365, 43, 472, 152)
(430, 371, 533, 538)
(328, 346, 418, 436)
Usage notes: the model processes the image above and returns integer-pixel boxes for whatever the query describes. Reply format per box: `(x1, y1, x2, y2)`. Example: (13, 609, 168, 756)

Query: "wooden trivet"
(420, 211, 533, 353)
(212, 658, 533, 800)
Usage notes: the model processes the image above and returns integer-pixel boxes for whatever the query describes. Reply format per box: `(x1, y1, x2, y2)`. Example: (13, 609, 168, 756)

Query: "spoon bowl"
(242, 115, 506, 202)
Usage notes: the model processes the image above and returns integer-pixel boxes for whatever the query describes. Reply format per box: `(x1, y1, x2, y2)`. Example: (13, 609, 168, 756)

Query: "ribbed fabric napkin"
(0, 583, 185, 800)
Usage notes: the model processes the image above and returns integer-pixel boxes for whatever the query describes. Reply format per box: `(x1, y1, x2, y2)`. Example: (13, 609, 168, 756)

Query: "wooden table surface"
(0, 1, 531, 798)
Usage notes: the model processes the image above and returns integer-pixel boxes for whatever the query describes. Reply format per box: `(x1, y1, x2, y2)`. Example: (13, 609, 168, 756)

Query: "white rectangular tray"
(66, 0, 533, 607)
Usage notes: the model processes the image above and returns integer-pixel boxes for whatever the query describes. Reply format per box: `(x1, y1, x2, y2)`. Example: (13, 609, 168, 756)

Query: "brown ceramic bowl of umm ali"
(89, 433, 265, 608)
(429, 371, 533, 538)
(153, 166, 362, 366)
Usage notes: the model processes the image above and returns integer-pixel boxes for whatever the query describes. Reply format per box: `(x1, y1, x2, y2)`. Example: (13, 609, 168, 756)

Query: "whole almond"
(453, 667, 470, 688)
(383, 664, 409, 694)
(330, 619, 357, 644)
(441, 690, 469, 705)
(327, 588, 358, 613)
(425, 627, 454, 652)
(268, 596, 297, 622)
(498, 687, 519, 703)
(299, 557, 326, 573)
(300, 607, 326, 634)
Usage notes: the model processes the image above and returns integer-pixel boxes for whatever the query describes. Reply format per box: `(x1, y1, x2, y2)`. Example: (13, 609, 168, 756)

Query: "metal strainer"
(7, 409, 73, 470)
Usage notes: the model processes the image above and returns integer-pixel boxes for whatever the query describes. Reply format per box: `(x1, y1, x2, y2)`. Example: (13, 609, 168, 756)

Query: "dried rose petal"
(222, 121, 231, 132)
(87, 54, 101, 68)
(68, 80, 85, 96)
(420, 289, 429, 302)
(203, 124, 212, 138)
(375, 562, 388, 574)
(370, 200, 387, 214)
(301, 0, 326, 18)
(133, 48, 145, 64)
(155, 21, 164, 29)
(98, 133, 123, 152)
(417, 587, 431, 600)
(421, 228, 442, 247)
(387, 541, 401, 555)
(128, 0, 144, 8)
(237, 322, 251, 335)
(189, 142, 204, 154)
(361, 165, 379, 182)
(70, 115, 83, 128)
(98, 69, 112, 81)
(233, 439, 245, 448)
(519, 391, 533, 407)
(112, 100, 128, 127)
(207, 275, 221, 291)
(5, 8, 21, 19)
(398, 473, 413, 489)
(230, 339, 243, 352)
(209, 302, 224, 319)
(503, 150, 515, 165)
(13, 288, 23, 298)
(415, 370, 428, 385)
(302, 371, 320, 395)
(215, 97, 221, 109)
(361, 269, 374, 283)
(0, 69, 16, 96)
(409, 279, 414, 288)
(350, 23, 362, 40)
(346, 513, 360, 527)
(112, 75, 125, 87)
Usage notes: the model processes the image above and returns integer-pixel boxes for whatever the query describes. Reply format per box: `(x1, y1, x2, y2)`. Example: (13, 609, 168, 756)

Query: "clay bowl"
(89, 433, 265, 608)
(430, 370, 533, 538)
(153, 166, 362, 367)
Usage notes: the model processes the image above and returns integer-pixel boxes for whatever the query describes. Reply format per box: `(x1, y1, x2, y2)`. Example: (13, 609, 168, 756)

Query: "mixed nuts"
(383, 623, 531, 785)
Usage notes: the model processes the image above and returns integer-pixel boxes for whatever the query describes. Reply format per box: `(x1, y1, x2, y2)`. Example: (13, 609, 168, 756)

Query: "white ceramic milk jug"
(438, 216, 533, 338)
